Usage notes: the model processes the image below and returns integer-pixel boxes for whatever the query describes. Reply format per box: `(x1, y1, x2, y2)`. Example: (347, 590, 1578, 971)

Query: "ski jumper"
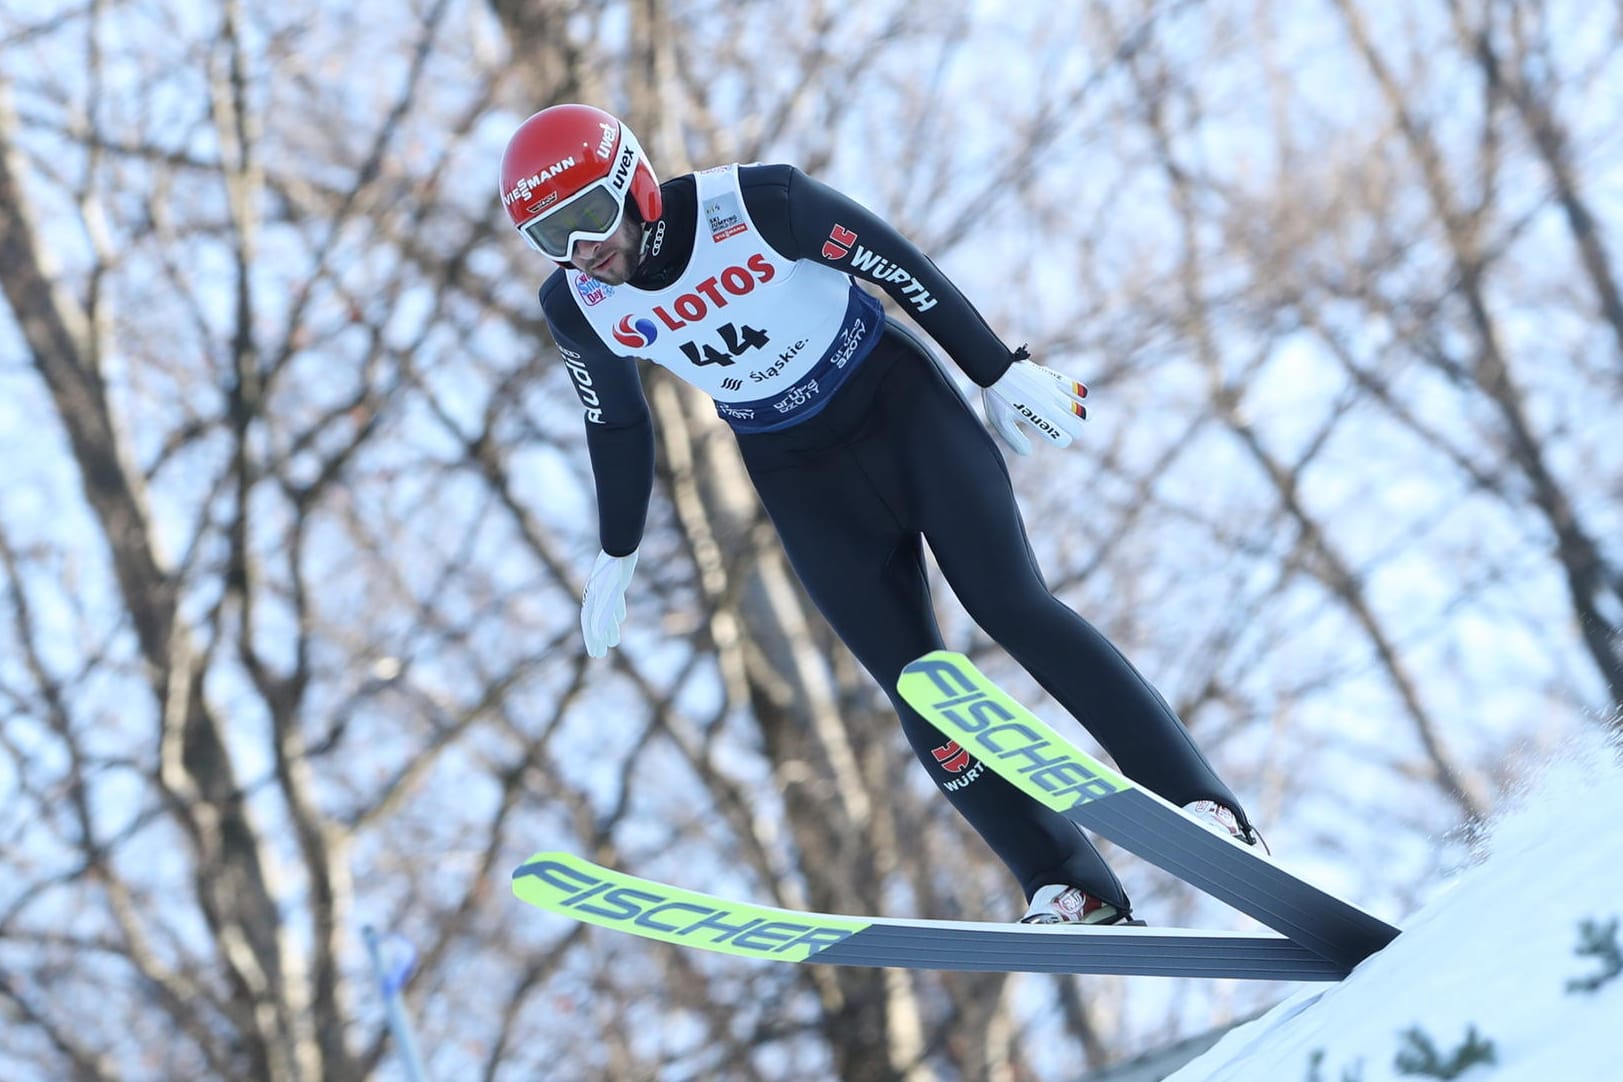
(540, 163, 1247, 908)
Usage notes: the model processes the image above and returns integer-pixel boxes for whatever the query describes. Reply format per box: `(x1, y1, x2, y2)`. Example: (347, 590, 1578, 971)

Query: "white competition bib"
(568, 165, 882, 432)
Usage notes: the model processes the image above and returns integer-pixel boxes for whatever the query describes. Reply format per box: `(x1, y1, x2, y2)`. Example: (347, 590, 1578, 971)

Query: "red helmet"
(499, 104, 662, 262)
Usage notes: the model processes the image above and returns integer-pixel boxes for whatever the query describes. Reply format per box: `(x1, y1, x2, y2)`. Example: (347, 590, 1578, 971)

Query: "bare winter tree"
(2, 1, 1620, 1081)
(0, 1, 1145, 1079)
(1034, 0, 1622, 921)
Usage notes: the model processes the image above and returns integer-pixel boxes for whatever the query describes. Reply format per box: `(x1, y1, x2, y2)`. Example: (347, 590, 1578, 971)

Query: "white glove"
(581, 548, 639, 658)
(982, 359, 1089, 456)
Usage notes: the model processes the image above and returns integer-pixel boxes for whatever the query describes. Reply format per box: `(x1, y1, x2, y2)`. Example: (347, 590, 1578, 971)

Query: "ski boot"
(1184, 800, 1270, 852)
(1020, 885, 1145, 926)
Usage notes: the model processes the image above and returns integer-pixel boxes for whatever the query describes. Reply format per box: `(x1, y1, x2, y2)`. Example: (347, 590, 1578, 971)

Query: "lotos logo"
(615, 315, 659, 349)
(627, 253, 777, 333)
(932, 741, 972, 774)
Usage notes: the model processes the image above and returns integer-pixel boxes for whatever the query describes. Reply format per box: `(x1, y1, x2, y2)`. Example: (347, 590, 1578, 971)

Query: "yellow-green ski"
(897, 650, 1400, 970)
(512, 850, 1346, 979)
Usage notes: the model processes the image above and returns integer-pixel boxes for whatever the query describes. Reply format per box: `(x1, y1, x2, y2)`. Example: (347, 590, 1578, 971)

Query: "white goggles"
(520, 180, 627, 260)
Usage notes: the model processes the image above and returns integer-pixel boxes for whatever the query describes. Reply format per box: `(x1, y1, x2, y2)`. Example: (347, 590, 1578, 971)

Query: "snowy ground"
(1165, 733, 1623, 1082)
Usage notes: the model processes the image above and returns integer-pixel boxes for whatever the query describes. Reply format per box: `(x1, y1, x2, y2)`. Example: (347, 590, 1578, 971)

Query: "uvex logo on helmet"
(612, 144, 635, 188)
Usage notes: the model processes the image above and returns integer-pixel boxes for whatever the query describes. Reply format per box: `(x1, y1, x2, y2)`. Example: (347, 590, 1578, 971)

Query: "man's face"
(568, 212, 643, 285)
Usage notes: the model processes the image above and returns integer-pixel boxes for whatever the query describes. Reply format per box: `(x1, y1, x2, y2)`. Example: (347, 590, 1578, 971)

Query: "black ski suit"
(540, 163, 1247, 910)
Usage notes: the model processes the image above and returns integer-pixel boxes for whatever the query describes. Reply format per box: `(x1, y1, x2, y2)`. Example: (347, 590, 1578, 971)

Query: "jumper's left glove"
(982, 358, 1088, 456)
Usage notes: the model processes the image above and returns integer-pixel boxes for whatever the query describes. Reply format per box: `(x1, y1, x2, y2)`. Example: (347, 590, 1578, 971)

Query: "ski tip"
(902, 649, 968, 670)
(512, 850, 572, 882)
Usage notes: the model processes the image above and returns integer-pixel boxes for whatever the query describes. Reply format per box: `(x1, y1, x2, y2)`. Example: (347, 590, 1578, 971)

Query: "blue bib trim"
(714, 286, 885, 434)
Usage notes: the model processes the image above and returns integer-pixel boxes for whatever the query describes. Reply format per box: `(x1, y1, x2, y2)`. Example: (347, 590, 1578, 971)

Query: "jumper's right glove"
(982, 359, 1089, 457)
(581, 548, 639, 658)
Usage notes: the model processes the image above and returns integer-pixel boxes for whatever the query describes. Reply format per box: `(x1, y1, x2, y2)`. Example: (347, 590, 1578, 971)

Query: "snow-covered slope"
(1166, 735, 1623, 1082)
